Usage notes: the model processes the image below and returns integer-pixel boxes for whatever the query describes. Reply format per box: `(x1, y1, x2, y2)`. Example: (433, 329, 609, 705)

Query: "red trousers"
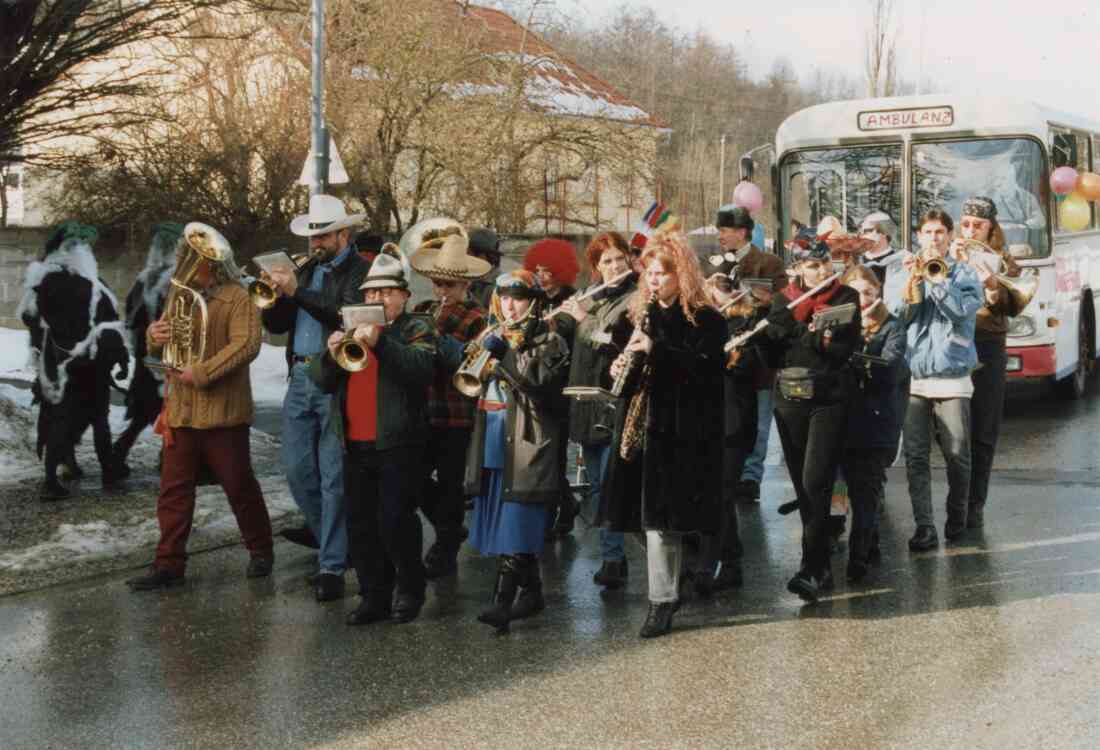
(155, 425, 273, 574)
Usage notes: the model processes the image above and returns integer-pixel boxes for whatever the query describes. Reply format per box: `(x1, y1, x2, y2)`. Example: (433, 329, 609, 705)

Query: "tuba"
(157, 222, 230, 371)
(398, 217, 466, 258)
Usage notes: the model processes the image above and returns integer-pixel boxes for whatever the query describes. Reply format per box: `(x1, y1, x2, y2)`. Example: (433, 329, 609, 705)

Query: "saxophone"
(616, 293, 658, 462)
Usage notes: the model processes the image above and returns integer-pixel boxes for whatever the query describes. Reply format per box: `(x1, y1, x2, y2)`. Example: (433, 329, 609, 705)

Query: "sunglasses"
(859, 227, 879, 236)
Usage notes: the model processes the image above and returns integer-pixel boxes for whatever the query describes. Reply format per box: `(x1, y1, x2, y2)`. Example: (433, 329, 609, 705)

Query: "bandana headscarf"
(961, 196, 997, 221)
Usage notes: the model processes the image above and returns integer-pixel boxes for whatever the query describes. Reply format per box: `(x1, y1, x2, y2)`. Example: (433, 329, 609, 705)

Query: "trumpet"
(248, 252, 308, 309)
(334, 331, 371, 372)
(453, 322, 503, 397)
(919, 257, 948, 284)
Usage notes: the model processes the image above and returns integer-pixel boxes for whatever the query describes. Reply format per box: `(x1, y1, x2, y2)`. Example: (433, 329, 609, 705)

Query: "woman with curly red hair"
(599, 230, 726, 638)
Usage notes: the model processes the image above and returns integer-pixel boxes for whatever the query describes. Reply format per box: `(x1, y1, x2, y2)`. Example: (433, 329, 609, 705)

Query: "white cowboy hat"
(410, 234, 492, 281)
(289, 194, 366, 237)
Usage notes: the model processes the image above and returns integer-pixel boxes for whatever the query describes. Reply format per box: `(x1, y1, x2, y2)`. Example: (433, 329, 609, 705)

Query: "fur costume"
(17, 222, 129, 487)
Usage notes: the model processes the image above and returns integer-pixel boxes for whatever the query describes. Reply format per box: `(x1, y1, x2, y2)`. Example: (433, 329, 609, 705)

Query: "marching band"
(20, 190, 1030, 640)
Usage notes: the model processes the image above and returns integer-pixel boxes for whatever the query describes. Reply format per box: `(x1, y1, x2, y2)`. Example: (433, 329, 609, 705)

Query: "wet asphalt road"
(2, 380, 1100, 748)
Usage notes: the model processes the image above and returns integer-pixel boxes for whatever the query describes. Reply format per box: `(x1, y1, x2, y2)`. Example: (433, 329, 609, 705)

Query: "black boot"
(639, 600, 680, 638)
(552, 495, 580, 537)
(511, 554, 545, 621)
(40, 477, 71, 501)
(477, 555, 520, 634)
(593, 558, 629, 589)
(424, 535, 460, 579)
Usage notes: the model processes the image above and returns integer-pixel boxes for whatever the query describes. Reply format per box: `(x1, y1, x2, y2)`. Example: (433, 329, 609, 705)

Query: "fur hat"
(43, 221, 97, 258)
(523, 238, 579, 287)
(716, 205, 754, 232)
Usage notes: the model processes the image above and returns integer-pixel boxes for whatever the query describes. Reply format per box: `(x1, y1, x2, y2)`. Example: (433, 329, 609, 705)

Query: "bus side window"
(1051, 132, 1076, 169)
(1052, 130, 1094, 231)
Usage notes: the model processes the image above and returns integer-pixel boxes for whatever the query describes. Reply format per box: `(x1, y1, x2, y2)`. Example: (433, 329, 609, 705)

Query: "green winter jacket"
(308, 311, 437, 450)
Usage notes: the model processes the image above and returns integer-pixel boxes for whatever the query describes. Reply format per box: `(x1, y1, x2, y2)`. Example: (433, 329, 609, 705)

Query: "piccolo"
(543, 270, 634, 320)
(724, 272, 842, 352)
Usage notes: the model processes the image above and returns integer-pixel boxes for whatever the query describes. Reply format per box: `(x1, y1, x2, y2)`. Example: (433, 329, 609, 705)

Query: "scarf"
(782, 279, 842, 323)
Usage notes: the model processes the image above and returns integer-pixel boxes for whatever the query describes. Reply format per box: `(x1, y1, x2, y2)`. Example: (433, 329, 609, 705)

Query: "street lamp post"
(718, 133, 727, 209)
(310, 0, 328, 196)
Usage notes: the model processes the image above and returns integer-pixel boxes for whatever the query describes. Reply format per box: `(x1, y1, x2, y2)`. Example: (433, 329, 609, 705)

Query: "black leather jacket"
(261, 249, 370, 373)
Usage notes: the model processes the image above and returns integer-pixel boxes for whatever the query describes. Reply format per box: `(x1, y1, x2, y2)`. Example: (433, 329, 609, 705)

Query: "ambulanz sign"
(858, 106, 954, 131)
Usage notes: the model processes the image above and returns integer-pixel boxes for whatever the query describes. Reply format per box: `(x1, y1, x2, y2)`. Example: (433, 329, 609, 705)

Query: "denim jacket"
(885, 257, 982, 379)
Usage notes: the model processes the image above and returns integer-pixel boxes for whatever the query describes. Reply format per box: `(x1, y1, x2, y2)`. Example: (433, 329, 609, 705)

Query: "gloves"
(483, 333, 509, 358)
(115, 359, 130, 382)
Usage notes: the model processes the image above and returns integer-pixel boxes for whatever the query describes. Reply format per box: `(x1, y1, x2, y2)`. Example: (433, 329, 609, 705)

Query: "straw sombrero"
(410, 234, 492, 281)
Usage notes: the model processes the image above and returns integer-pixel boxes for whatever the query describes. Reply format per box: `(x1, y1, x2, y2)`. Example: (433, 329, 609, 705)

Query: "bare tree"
(47, 13, 309, 257)
(864, 0, 899, 98)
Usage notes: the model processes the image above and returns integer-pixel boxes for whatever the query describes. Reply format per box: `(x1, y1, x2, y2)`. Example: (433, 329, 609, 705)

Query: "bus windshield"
(912, 138, 1049, 258)
(780, 145, 903, 246)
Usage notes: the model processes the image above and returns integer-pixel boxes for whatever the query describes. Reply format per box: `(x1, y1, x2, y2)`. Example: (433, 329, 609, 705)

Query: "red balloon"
(1077, 172, 1100, 202)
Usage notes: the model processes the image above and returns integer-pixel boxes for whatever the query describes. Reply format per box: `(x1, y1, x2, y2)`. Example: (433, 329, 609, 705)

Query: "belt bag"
(778, 367, 815, 400)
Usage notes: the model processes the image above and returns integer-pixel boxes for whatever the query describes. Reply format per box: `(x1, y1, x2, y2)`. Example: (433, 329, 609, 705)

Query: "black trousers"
(419, 427, 471, 547)
(969, 338, 1007, 509)
(345, 441, 426, 604)
(844, 446, 893, 565)
(705, 382, 757, 565)
(774, 397, 848, 576)
(43, 367, 112, 482)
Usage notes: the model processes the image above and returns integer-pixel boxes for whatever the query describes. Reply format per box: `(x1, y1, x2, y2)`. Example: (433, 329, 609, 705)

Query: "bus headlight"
(1007, 315, 1036, 338)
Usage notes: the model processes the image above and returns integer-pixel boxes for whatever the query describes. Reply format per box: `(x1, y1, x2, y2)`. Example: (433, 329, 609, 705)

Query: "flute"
(716, 290, 749, 315)
(542, 270, 633, 320)
(724, 272, 842, 352)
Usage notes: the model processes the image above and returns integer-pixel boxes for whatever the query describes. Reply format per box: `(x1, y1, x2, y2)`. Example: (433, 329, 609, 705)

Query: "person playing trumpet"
(465, 271, 570, 634)
(950, 197, 1024, 531)
(310, 253, 437, 625)
(410, 234, 490, 579)
(885, 209, 983, 551)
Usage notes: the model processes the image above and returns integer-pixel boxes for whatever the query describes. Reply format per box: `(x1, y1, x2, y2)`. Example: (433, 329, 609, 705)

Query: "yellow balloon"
(1060, 192, 1091, 231)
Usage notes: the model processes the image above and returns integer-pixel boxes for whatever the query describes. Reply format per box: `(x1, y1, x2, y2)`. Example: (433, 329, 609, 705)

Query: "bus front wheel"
(1056, 301, 1094, 400)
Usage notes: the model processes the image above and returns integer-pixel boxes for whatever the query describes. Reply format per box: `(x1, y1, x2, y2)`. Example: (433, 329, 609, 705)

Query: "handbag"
(777, 367, 815, 400)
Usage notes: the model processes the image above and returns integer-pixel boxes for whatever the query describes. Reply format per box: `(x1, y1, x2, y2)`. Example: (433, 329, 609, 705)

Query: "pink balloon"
(1051, 166, 1079, 196)
(733, 181, 764, 213)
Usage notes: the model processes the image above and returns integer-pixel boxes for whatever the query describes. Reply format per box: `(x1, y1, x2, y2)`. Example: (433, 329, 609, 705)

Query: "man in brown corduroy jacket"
(128, 228, 274, 590)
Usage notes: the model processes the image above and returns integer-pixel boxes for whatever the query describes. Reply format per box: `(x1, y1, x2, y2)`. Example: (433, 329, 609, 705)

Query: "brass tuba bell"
(158, 222, 230, 370)
(398, 217, 466, 258)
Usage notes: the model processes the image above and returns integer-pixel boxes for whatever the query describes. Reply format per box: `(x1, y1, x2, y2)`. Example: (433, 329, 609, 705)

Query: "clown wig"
(628, 231, 710, 325)
(523, 238, 580, 287)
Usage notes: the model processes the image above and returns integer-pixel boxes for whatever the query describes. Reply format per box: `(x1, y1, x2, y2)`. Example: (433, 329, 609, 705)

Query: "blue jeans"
(741, 388, 773, 483)
(283, 362, 347, 574)
(581, 441, 623, 562)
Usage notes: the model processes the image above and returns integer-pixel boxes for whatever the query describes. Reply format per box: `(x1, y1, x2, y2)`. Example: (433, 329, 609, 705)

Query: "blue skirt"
(468, 469, 547, 556)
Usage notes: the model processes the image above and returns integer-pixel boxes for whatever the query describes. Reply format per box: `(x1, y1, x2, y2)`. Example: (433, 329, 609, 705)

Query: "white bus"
(750, 94, 1100, 398)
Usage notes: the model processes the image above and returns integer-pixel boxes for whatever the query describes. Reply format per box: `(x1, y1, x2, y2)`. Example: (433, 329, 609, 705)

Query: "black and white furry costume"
(112, 223, 182, 467)
(16, 224, 129, 490)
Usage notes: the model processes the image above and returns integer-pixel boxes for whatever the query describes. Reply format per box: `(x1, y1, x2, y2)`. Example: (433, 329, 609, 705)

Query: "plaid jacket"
(414, 298, 488, 429)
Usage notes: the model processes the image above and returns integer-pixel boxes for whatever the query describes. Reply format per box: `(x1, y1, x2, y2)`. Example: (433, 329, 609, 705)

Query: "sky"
(544, 0, 1100, 116)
